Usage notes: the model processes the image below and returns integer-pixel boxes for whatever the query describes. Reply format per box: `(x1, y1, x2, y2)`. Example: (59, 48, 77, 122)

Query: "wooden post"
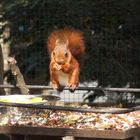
(62, 136, 75, 140)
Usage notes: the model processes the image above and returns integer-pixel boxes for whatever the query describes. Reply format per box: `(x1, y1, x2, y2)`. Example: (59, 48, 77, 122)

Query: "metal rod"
(0, 102, 139, 114)
(0, 84, 140, 93)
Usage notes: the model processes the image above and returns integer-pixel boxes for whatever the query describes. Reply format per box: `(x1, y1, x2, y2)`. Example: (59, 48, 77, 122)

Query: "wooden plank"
(125, 128, 140, 140)
(0, 126, 139, 139)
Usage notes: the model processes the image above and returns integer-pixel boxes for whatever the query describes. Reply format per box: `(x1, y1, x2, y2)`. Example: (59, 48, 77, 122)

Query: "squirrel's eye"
(65, 52, 68, 57)
(53, 52, 55, 56)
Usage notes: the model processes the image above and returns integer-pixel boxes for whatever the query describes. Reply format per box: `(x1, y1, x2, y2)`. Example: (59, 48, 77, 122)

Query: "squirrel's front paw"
(52, 83, 64, 92)
(69, 81, 78, 91)
(52, 83, 59, 90)
(53, 63, 62, 71)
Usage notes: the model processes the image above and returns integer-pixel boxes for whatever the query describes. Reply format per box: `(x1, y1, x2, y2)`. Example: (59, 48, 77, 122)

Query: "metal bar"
(0, 102, 139, 114)
(0, 84, 140, 93)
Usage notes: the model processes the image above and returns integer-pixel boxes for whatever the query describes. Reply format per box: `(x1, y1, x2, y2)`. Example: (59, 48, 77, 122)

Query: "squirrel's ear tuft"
(56, 39, 60, 45)
(56, 38, 69, 46)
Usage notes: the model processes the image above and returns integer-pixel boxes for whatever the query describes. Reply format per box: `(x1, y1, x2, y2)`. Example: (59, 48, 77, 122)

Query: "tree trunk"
(0, 45, 5, 95)
(0, 20, 10, 95)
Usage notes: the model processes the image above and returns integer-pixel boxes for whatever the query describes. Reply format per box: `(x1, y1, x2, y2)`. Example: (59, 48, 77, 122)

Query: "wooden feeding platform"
(0, 96, 139, 140)
(0, 126, 139, 140)
(0, 85, 139, 140)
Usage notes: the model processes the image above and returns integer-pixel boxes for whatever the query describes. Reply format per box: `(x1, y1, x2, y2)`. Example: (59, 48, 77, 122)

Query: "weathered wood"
(8, 57, 29, 95)
(0, 46, 5, 95)
(0, 126, 139, 139)
(62, 136, 75, 140)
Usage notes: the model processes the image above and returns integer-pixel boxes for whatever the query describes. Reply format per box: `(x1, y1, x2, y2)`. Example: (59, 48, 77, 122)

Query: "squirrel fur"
(47, 28, 85, 91)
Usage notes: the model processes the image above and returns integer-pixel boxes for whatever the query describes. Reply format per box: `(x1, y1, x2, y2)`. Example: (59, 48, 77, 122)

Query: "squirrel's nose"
(56, 59, 64, 65)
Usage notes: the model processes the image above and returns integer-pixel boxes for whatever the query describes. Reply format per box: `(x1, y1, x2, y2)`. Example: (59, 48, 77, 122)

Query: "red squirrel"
(47, 28, 85, 91)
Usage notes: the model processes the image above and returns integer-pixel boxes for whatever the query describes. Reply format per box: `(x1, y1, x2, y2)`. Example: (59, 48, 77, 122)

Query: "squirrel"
(47, 28, 85, 91)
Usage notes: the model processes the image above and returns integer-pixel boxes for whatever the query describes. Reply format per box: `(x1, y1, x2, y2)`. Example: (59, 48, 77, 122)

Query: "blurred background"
(0, 0, 140, 103)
